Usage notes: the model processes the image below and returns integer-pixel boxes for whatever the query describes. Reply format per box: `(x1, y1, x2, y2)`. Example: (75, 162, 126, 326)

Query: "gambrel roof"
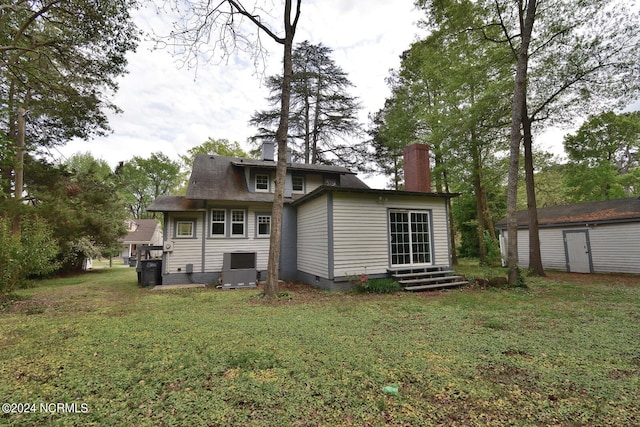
(148, 154, 368, 211)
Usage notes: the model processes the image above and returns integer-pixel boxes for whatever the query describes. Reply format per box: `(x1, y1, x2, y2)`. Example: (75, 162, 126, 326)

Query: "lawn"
(0, 266, 638, 426)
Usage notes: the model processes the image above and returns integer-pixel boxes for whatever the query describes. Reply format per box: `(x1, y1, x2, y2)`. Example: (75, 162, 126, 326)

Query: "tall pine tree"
(250, 41, 362, 167)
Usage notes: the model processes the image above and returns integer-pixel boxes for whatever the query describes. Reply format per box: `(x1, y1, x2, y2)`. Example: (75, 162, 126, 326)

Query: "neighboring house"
(496, 197, 640, 274)
(119, 219, 163, 263)
(147, 143, 461, 290)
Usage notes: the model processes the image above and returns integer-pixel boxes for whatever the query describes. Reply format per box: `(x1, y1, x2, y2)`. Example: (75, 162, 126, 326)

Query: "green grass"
(1, 267, 639, 426)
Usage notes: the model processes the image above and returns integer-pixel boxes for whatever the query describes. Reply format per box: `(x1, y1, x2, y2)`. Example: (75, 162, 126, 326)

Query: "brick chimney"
(403, 143, 431, 192)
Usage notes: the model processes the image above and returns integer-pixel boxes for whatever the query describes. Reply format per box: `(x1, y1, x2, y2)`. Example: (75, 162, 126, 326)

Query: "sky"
(53, 0, 589, 189)
(54, 0, 427, 188)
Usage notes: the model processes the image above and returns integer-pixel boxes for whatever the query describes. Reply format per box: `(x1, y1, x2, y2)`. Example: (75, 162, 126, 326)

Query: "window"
(256, 174, 270, 192)
(211, 209, 226, 236)
(256, 214, 271, 237)
(292, 175, 304, 193)
(231, 209, 246, 236)
(176, 220, 194, 238)
(324, 177, 338, 186)
(389, 210, 431, 266)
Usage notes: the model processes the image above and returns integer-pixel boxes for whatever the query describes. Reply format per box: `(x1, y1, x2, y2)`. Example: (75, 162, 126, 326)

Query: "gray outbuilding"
(496, 197, 640, 274)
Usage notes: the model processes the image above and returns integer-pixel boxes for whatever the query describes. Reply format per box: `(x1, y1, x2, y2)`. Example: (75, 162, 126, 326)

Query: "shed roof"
(119, 219, 161, 243)
(292, 185, 459, 207)
(495, 197, 640, 229)
(147, 196, 207, 212)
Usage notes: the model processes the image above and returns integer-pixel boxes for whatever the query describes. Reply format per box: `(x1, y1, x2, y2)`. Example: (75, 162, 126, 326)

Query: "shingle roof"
(147, 196, 206, 212)
(292, 186, 459, 206)
(495, 197, 640, 228)
(147, 154, 369, 211)
(231, 158, 357, 174)
(186, 154, 367, 202)
(119, 219, 161, 243)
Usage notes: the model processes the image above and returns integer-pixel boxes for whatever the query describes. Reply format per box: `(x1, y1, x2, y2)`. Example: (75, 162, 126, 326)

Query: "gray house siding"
(589, 222, 640, 274)
(296, 194, 329, 279)
(501, 222, 640, 274)
(160, 203, 274, 285)
(497, 197, 640, 275)
(295, 190, 453, 290)
(279, 204, 298, 282)
(149, 153, 459, 289)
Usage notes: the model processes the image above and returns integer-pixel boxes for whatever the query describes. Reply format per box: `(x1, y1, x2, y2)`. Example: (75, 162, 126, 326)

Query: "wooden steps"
(389, 266, 470, 291)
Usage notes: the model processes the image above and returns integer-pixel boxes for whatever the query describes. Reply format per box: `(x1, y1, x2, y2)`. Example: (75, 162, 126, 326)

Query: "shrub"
(0, 215, 59, 300)
(349, 273, 402, 294)
(482, 230, 503, 267)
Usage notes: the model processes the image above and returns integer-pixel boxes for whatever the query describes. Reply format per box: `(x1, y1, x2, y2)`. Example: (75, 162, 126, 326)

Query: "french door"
(389, 210, 432, 266)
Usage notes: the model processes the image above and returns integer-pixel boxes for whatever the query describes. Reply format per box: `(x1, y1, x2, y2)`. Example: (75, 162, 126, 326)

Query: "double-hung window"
(230, 209, 246, 237)
(256, 174, 270, 192)
(256, 214, 271, 237)
(292, 175, 304, 193)
(211, 209, 226, 237)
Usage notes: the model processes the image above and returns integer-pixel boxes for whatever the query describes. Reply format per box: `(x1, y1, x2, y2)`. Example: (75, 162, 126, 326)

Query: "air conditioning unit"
(220, 252, 257, 289)
(163, 241, 174, 252)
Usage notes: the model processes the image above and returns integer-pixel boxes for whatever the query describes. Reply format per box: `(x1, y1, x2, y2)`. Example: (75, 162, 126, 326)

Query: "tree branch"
(227, 0, 285, 43)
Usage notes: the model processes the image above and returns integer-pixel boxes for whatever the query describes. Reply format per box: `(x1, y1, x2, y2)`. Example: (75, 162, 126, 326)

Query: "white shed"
(496, 197, 640, 274)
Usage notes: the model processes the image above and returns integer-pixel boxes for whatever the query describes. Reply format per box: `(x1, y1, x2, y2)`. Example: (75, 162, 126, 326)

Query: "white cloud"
(56, 1, 425, 187)
(55, 1, 570, 189)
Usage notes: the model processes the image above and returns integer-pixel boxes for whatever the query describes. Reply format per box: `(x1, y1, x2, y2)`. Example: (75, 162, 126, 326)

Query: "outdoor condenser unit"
(221, 252, 257, 289)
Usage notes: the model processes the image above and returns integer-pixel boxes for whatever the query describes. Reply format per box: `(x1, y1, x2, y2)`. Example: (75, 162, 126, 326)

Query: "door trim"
(387, 208, 433, 267)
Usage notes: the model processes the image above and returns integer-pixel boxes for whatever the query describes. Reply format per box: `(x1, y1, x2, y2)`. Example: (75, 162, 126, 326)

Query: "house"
(119, 219, 163, 264)
(496, 197, 640, 274)
(147, 143, 461, 290)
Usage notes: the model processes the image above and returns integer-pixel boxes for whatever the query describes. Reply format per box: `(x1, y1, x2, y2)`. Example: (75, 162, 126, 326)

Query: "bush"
(350, 273, 402, 294)
(0, 215, 59, 300)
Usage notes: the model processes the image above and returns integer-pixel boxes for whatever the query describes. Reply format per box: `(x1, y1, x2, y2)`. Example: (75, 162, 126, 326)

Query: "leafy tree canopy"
(116, 152, 181, 219)
(20, 155, 128, 273)
(1, 0, 139, 150)
(563, 110, 640, 201)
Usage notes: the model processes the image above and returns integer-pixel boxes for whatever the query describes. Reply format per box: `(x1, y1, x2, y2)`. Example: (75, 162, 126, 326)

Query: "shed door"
(563, 230, 592, 273)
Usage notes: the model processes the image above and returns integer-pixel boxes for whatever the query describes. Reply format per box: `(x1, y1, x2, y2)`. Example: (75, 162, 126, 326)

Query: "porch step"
(398, 275, 465, 285)
(388, 266, 470, 291)
(392, 270, 455, 278)
(403, 281, 471, 291)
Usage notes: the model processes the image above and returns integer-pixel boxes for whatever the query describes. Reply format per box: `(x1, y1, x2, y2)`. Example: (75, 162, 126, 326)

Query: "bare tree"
(161, 0, 301, 299)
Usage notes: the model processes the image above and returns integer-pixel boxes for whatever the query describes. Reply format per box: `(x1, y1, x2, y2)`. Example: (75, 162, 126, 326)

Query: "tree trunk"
(472, 142, 487, 263)
(12, 108, 26, 234)
(443, 169, 458, 266)
(264, 0, 298, 299)
(506, 0, 537, 286)
(434, 144, 458, 265)
(522, 108, 546, 276)
(304, 79, 311, 164)
(311, 74, 321, 164)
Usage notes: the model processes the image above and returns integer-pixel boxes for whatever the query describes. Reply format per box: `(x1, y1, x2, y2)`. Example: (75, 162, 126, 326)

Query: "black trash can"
(140, 259, 162, 287)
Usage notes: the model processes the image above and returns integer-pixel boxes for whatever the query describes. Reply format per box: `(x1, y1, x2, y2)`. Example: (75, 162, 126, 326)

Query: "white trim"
(230, 209, 246, 237)
(255, 174, 270, 192)
(256, 214, 271, 237)
(389, 209, 432, 267)
(210, 209, 226, 237)
(176, 220, 194, 238)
